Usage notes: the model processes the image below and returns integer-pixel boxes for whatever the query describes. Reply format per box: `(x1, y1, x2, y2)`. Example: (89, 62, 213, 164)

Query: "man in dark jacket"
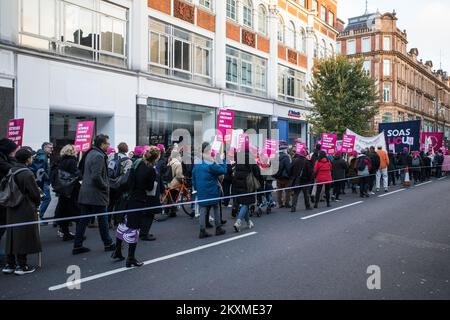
(434, 150, 444, 178)
(309, 144, 321, 202)
(274, 142, 292, 208)
(387, 151, 397, 186)
(0, 139, 17, 260)
(3, 148, 41, 275)
(290, 149, 312, 212)
(332, 152, 348, 201)
(73, 134, 115, 255)
(368, 146, 380, 194)
(31, 142, 53, 220)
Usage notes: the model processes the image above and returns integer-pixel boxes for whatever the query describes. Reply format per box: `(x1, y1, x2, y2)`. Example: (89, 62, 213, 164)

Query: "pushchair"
(250, 179, 275, 217)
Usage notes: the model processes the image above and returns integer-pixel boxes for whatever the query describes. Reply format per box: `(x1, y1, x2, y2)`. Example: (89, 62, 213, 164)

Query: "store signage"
(341, 134, 356, 153)
(321, 133, 337, 155)
(7, 118, 24, 148)
(287, 110, 306, 121)
(217, 109, 235, 143)
(74, 121, 95, 152)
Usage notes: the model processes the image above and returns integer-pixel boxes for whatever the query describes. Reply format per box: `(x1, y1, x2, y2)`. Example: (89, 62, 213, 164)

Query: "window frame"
(347, 39, 356, 55)
(226, 0, 237, 21)
(242, 0, 253, 29)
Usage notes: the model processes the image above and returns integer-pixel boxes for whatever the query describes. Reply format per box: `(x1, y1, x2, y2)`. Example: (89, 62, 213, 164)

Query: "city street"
(1, 176, 449, 300)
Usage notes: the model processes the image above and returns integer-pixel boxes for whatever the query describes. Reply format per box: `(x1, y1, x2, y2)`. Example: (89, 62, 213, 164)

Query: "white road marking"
(49, 232, 257, 291)
(415, 181, 432, 187)
(438, 176, 447, 181)
(301, 201, 364, 220)
(378, 188, 406, 198)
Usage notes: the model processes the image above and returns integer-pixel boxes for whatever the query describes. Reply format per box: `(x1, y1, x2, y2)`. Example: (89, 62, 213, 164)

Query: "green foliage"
(307, 55, 379, 137)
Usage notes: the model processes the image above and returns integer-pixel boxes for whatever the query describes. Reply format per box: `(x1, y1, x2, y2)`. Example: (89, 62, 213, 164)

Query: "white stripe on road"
(301, 201, 364, 220)
(378, 188, 406, 198)
(48, 232, 257, 291)
(415, 181, 432, 187)
(438, 176, 447, 181)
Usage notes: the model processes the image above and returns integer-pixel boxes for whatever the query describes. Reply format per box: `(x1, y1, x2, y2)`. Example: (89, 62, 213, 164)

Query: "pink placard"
(217, 109, 235, 143)
(321, 133, 337, 155)
(74, 121, 95, 152)
(7, 118, 24, 147)
(420, 132, 444, 153)
(341, 134, 356, 153)
(263, 139, 278, 159)
(295, 142, 306, 155)
(237, 133, 247, 152)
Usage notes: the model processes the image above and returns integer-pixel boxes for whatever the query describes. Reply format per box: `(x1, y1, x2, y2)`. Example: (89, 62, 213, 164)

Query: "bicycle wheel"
(180, 191, 194, 218)
(154, 197, 171, 222)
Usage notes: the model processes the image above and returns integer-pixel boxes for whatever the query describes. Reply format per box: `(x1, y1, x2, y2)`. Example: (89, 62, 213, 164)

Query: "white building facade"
(0, 0, 339, 151)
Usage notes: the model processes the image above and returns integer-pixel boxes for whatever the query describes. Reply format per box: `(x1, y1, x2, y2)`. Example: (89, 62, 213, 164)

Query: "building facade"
(0, 0, 339, 151)
(337, 11, 450, 143)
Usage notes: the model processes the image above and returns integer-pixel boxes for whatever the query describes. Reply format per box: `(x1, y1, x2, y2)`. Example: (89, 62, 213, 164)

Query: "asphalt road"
(1, 176, 449, 300)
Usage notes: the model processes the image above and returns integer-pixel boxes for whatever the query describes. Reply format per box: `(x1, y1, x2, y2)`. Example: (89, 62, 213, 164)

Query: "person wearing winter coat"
(422, 151, 432, 181)
(396, 147, 411, 183)
(192, 142, 227, 239)
(410, 151, 423, 184)
(313, 151, 333, 208)
(347, 151, 359, 194)
(2, 148, 41, 275)
(31, 143, 53, 220)
(309, 144, 322, 202)
(387, 151, 397, 186)
(273, 142, 292, 208)
(53, 145, 82, 241)
(356, 149, 372, 198)
(368, 146, 380, 194)
(0, 139, 17, 258)
(73, 134, 115, 255)
(331, 152, 348, 201)
(434, 150, 444, 178)
(376, 146, 389, 192)
(166, 150, 184, 217)
(232, 149, 261, 232)
(290, 149, 312, 212)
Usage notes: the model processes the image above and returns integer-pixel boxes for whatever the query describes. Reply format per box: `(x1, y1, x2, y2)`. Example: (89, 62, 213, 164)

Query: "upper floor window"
(299, 0, 306, 7)
(243, 0, 253, 28)
(277, 17, 285, 43)
(347, 39, 356, 55)
(312, 0, 318, 13)
(199, 0, 212, 10)
(383, 84, 391, 102)
(286, 21, 296, 49)
(320, 5, 326, 21)
(149, 18, 212, 85)
(363, 60, 371, 75)
(382, 112, 393, 122)
(278, 64, 306, 104)
(329, 44, 334, 57)
(328, 11, 334, 26)
(258, 5, 267, 35)
(362, 37, 371, 53)
(298, 28, 306, 53)
(336, 41, 341, 55)
(383, 36, 391, 51)
(19, 0, 128, 67)
(226, 0, 237, 21)
(320, 39, 327, 58)
(383, 59, 391, 76)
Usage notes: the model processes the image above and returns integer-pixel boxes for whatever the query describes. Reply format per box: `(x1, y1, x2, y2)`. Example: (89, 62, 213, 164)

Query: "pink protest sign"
(237, 133, 247, 152)
(74, 121, 95, 152)
(421, 132, 444, 153)
(321, 133, 337, 155)
(336, 140, 342, 152)
(295, 142, 306, 154)
(263, 139, 278, 159)
(217, 109, 235, 143)
(341, 134, 356, 153)
(7, 118, 24, 147)
(249, 144, 259, 157)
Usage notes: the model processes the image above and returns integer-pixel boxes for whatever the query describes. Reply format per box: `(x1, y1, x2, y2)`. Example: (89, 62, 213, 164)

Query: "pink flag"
(7, 118, 24, 147)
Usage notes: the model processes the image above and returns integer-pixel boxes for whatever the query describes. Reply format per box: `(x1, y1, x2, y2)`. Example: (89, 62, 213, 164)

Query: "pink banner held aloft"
(421, 132, 444, 153)
(295, 142, 306, 155)
(7, 118, 24, 148)
(341, 134, 356, 153)
(74, 121, 95, 152)
(217, 109, 235, 143)
(263, 139, 278, 159)
(321, 133, 337, 155)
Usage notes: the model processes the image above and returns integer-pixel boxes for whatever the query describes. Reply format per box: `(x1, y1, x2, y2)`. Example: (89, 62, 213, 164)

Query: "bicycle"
(155, 178, 195, 222)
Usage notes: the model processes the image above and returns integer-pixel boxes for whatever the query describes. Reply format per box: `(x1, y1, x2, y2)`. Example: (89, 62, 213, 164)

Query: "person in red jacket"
(313, 151, 333, 208)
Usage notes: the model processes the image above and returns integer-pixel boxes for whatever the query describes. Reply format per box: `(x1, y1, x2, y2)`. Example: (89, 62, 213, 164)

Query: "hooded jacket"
(313, 158, 333, 184)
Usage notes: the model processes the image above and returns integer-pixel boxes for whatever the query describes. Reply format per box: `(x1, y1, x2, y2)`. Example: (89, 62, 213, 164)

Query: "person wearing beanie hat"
(274, 140, 292, 208)
(2, 147, 42, 275)
(290, 146, 313, 212)
(132, 146, 144, 162)
(0, 139, 18, 254)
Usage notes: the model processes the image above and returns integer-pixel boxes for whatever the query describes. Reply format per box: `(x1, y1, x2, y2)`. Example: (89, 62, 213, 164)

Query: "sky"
(338, 0, 450, 75)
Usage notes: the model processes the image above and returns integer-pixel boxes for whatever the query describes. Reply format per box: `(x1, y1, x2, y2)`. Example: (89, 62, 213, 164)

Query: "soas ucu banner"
(379, 120, 421, 153)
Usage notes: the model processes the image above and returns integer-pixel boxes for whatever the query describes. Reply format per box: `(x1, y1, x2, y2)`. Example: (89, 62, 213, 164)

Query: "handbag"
(246, 171, 261, 193)
(146, 181, 158, 197)
(311, 184, 317, 197)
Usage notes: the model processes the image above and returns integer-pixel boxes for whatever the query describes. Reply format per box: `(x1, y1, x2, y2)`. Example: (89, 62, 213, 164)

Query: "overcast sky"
(338, 0, 450, 74)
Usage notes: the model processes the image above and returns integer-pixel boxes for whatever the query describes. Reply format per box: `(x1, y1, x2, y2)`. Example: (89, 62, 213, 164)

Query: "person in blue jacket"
(192, 142, 227, 239)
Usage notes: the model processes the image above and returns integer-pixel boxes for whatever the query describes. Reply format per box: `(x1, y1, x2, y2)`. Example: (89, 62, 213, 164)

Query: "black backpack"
(108, 154, 130, 189)
(163, 165, 174, 184)
(0, 168, 28, 208)
(52, 169, 78, 198)
(357, 157, 367, 171)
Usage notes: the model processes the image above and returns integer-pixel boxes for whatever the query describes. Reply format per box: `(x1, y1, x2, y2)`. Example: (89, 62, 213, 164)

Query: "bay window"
(278, 65, 306, 104)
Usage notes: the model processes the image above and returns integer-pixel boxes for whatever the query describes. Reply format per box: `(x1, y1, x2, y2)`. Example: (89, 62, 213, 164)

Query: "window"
(398, 112, 404, 122)
(149, 18, 212, 85)
(347, 39, 356, 54)
(383, 59, 391, 76)
(328, 11, 334, 26)
(299, 0, 305, 7)
(243, 0, 253, 28)
(226, 0, 237, 21)
(277, 17, 285, 43)
(382, 112, 393, 123)
(299, 28, 306, 53)
(320, 39, 326, 58)
(383, 84, 391, 102)
(313, 36, 318, 58)
(336, 41, 341, 55)
(226, 46, 267, 97)
(20, 0, 128, 67)
(278, 65, 306, 104)
(363, 60, 371, 75)
(286, 21, 296, 49)
(257, 5, 267, 35)
(199, 0, 211, 10)
(383, 36, 391, 51)
(320, 5, 326, 21)
(362, 37, 371, 53)
(312, 0, 318, 12)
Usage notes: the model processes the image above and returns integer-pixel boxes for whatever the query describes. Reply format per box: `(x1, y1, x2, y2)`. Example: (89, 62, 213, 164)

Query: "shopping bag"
(311, 184, 317, 197)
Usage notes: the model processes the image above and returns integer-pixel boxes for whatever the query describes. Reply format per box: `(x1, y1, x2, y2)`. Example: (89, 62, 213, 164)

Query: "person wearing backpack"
(273, 142, 292, 209)
(107, 142, 132, 228)
(356, 149, 372, 198)
(52, 145, 82, 241)
(192, 142, 227, 239)
(2, 148, 41, 275)
(0, 139, 17, 259)
(73, 134, 115, 255)
(313, 151, 333, 208)
(411, 151, 423, 184)
(31, 142, 53, 221)
(232, 145, 261, 232)
(290, 148, 312, 212)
